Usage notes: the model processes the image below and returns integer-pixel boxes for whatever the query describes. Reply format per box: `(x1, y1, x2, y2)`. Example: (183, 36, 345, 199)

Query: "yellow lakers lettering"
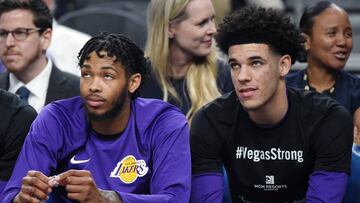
(110, 155, 149, 184)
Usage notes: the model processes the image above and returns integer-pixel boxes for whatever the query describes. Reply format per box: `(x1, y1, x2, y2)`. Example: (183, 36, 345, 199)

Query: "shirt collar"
(9, 59, 53, 99)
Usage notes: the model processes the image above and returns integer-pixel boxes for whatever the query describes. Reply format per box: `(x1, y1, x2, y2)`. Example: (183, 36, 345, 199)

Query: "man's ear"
(279, 55, 291, 77)
(302, 33, 311, 51)
(40, 28, 52, 51)
(128, 73, 141, 93)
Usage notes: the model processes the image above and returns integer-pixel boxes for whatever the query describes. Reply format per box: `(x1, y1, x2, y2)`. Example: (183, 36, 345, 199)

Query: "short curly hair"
(216, 6, 304, 64)
(78, 32, 147, 99)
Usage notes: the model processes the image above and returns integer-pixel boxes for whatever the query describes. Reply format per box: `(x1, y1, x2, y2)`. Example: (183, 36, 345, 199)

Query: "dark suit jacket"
(0, 65, 80, 105)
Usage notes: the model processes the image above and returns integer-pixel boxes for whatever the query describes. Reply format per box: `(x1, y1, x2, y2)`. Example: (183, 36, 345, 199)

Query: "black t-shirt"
(0, 89, 37, 181)
(190, 87, 353, 202)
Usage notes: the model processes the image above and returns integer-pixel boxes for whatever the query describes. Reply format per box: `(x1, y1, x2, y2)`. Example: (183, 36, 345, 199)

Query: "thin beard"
(87, 89, 128, 121)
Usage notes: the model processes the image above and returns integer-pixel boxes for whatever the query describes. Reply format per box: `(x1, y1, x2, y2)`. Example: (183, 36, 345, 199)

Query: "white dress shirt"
(8, 59, 53, 113)
(47, 20, 91, 76)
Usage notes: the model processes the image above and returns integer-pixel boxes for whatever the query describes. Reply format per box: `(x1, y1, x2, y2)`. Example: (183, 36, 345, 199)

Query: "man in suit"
(0, 89, 37, 196)
(0, 0, 79, 112)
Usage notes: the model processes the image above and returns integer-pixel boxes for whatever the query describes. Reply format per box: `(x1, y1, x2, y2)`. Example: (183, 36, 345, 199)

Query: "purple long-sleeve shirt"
(2, 96, 191, 203)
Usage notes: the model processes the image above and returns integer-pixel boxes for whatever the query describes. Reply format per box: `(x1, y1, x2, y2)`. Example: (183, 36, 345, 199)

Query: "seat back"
(58, 7, 147, 48)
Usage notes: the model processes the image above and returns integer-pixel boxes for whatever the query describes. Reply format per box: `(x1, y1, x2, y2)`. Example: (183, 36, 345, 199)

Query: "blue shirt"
(286, 69, 360, 115)
(1, 97, 191, 203)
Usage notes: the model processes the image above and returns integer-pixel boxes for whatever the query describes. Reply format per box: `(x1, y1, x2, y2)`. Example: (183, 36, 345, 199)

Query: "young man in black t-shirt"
(190, 6, 353, 203)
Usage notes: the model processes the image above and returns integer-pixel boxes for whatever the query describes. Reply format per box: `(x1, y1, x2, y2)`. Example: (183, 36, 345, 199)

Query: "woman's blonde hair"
(145, 0, 221, 122)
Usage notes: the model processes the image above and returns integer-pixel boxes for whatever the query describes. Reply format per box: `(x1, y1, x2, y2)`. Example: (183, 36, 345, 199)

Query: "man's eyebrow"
(81, 64, 120, 72)
(100, 66, 118, 71)
(82, 64, 91, 69)
(248, 56, 265, 61)
(228, 56, 265, 64)
(228, 58, 237, 63)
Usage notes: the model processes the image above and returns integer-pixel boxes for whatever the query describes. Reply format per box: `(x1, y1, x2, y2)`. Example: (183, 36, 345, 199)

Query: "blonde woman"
(141, 0, 232, 122)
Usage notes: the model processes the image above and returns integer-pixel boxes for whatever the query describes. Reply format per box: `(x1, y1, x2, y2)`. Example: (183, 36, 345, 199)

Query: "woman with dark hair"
(286, 2, 360, 202)
(286, 1, 360, 144)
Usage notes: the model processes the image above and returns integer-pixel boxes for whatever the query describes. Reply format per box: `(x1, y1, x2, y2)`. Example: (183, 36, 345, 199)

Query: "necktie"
(16, 86, 30, 104)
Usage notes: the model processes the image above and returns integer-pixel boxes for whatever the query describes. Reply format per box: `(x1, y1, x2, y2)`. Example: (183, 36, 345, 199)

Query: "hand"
(13, 170, 51, 203)
(57, 169, 109, 203)
(354, 126, 360, 145)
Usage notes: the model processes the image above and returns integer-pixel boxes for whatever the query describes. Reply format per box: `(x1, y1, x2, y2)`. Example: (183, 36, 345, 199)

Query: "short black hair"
(216, 6, 304, 64)
(78, 32, 147, 99)
(0, 0, 52, 32)
(299, 1, 334, 35)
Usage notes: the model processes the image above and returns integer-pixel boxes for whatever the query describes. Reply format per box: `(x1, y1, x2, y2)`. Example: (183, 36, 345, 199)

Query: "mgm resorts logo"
(254, 175, 287, 191)
(266, 175, 274, 184)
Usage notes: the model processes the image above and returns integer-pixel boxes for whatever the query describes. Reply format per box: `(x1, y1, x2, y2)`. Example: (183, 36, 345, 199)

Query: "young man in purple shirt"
(190, 6, 353, 203)
(2, 33, 191, 203)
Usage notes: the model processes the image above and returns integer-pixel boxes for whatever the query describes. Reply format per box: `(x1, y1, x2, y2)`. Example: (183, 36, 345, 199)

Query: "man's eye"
(252, 61, 262, 66)
(81, 72, 90, 77)
(13, 29, 28, 36)
(0, 31, 8, 37)
(230, 63, 240, 69)
(14, 30, 26, 35)
(104, 74, 113, 80)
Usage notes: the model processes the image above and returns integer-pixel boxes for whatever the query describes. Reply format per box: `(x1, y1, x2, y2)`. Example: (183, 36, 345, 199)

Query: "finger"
(25, 170, 52, 192)
(57, 170, 73, 186)
(63, 176, 97, 196)
(67, 192, 87, 202)
(68, 175, 95, 185)
(59, 169, 92, 178)
(22, 176, 49, 189)
(354, 126, 358, 136)
(21, 185, 49, 202)
(22, 175, 51, 194)
(66, 189, 99, 203)
(66, 184, 91, 193)
(22, 185, 34, 196)
(32, 185, 50, 201)
(27, 170, 49, 183)
(58, 170, 92, 186)
(18, 193, 43, 203)
(354, 126, 360, 145)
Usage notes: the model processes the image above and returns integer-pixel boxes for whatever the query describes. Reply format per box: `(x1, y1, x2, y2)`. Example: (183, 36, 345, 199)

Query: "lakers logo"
(110, 155, 149, 184)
